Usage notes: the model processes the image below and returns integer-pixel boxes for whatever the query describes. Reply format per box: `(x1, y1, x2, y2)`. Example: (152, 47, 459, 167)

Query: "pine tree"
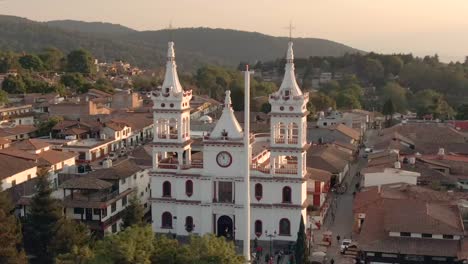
(23, 167, 62, 263)
(294, 216, 307, 264)
(0, 187, 27, 264)
(121, 194, 145, 228)
(49, 218, 91, 258)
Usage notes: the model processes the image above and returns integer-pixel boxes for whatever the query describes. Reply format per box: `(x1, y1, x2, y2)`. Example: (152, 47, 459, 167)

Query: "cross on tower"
(167, 21, 174, 42)
(286, 21, 295, 42)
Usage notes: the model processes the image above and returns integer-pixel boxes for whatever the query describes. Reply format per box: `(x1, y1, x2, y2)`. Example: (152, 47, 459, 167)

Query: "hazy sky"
(1, 0, 468, 62)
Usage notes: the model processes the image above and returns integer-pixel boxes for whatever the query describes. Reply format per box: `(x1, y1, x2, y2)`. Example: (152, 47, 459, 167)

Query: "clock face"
(216, 151, 232, 168)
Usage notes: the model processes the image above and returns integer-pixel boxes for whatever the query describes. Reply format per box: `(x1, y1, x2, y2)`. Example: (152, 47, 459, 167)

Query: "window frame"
(279, 218, 291, 236)
(254, 183, 263, 201)
(162, 181, 171, 197)
(254, 220, 263, 237)
(282, 186, 292, 203)
(185, 180, 193, 197)
(162, 212, 173, 229)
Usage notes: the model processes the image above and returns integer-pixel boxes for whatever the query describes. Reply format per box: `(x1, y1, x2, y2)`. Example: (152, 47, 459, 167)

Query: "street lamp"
(265, 230, 277, 261)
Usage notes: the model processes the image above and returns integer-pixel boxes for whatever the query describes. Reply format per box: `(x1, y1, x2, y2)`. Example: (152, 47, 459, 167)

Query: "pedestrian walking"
(330, 258, 335, 264)
(336, 235, 341, 244)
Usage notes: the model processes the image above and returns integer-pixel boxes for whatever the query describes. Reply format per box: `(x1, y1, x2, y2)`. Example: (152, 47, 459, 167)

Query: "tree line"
(253, 53, 468, 119)
(0, 48, 113, 96)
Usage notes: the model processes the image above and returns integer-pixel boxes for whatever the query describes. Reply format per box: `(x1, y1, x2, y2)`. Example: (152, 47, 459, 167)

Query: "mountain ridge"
(0, 15, 364, 70)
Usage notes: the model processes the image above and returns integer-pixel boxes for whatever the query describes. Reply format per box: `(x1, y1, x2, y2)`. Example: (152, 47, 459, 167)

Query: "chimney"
(394, 161, 401, 169)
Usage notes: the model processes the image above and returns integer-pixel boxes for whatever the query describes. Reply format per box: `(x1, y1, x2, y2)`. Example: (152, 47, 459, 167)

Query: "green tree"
(384, 55, 404, 76)
(309, 92, 336, 111)
(92, 225, 154, 264)
(230, 87, 245, 112)
(66, 49, 96, 75)
(122, 195, 145, 229)
(56, 245, 94, 264)
(0, 89, 8, 106)
(456, 104, 468, 120)
(37, 116, 63, 137)
(60, 72, 86, 90)
(361, 58, 384, 85)
(23, 168, 62, 263)
(151, 235, 180, 264)
(381, 82, 407, 113)
(94, 78, 114, 94)
(18, 54, 44, 71)
(260, 102, 271, 113)
(49, 218, 91, 258)
(182, 234, 244, 264)
(295, 216, 307, 264)
(2, 75, 26, 94)
(412, 89, 454, 119)
(0, 187, 27, 264)
(39, 48, 64, 71)
(382, 99, 395, 127)
(0, 51, 20, 73)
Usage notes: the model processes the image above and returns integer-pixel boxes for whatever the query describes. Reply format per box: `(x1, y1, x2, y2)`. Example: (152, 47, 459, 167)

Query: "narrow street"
(311, 131, 372, 264)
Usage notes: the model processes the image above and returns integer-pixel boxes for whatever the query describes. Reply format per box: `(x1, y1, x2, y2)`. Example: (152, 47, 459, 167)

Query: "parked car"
(340, 239, 352, 253)
(119, 149, 127, 157)
(364, 147, 373, 153)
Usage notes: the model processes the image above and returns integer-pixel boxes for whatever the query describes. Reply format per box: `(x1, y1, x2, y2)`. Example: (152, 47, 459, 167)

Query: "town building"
(150, 41, 310, 245)
(354, 183, 468, 263)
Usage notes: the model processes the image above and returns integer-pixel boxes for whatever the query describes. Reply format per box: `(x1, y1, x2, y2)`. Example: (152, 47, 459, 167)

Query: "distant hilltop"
(0, 15, 363, 70)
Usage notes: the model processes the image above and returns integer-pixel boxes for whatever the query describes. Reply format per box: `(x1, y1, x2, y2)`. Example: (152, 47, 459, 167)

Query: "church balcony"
(157, 133, 179, 140)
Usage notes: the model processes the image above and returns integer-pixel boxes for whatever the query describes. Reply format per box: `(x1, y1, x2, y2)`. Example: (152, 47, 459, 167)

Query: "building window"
(112, 223, 117, 233)
(443, 234, 454, 239)
(111, 202, 116, 213)
(93, 209, 101, 215)
(279, 218, 290, 236)
(163, 181, 171, 197)
(162, 212, 172, 228)
(185, 216, 194, 232)
(254, 183, 263, 201)
(27, 174, 31, 180)
(218, 181, 233, 203)
(122, 195, 128, 206)
(121, 178, 126, 184)
(282, 186, 292, 203)
(74, 208, 84, 214)
(382, 253, 398, 258)
(254, 220, 262, 237)
(422, 233, 432, 238)
(102, 207, 108, 217)
(11, 180, 16, 186)
(185, 180, 193, 197)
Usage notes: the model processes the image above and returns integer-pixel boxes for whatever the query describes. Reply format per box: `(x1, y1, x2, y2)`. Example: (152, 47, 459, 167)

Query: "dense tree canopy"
(0, 187, 27, 264)
(381, 82, 407, 113)
(18, 54, 44, 71)
(66, 49, 96, 75)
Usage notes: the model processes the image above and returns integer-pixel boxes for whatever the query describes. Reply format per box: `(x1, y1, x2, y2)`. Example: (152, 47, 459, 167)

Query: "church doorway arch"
(217, 215, 233, 239)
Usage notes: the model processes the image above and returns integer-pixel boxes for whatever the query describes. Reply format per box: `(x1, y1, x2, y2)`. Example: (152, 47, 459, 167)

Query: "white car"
(340, 239, 352, 253)
(364, 147, 373, 153)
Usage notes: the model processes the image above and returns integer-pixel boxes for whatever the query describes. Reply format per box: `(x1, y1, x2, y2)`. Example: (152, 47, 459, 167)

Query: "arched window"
(163, 181, 171, 197)
(185, 216, 194, 232)
(279, 218, 290, 236)
(254, 183, 263, 201)
(282, 186, 291, 203)
(254, 220, 262, 237)
(162, 212, 172, 228)
(185, 180, 193, 197)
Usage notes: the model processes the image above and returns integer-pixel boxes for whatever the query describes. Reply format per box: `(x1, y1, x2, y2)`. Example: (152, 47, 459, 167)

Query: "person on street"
(330, 258, 335, 264)
(336, 235, 341, 244)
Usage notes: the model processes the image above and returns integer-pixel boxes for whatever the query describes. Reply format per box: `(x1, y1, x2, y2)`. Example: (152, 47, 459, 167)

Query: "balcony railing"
(157, 133, 179, 140)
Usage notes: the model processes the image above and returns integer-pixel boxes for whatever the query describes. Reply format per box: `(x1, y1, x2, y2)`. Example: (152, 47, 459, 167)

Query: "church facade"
(150, 41, 310, 244)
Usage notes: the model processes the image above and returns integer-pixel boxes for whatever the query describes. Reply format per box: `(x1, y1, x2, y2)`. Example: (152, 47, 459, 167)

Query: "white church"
(150, 40, 311, 247)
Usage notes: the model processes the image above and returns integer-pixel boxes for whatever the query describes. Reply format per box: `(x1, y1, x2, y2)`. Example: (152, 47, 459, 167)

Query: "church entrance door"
(217, 215, 233, 240)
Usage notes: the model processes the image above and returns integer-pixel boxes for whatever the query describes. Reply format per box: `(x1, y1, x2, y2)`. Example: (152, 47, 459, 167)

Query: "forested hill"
(0, 15, 363, 70)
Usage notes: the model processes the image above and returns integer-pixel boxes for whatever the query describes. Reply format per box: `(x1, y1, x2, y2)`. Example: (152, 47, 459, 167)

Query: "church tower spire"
(209, 90, 243, 140)
(278, 41, 302, 97)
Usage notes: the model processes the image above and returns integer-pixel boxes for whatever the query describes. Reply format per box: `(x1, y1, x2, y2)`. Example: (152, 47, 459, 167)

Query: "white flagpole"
(243, 65, 252, 263)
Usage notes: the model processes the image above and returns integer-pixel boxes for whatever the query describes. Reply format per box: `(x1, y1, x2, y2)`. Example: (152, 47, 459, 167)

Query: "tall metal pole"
(243, 65, 252, 263)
